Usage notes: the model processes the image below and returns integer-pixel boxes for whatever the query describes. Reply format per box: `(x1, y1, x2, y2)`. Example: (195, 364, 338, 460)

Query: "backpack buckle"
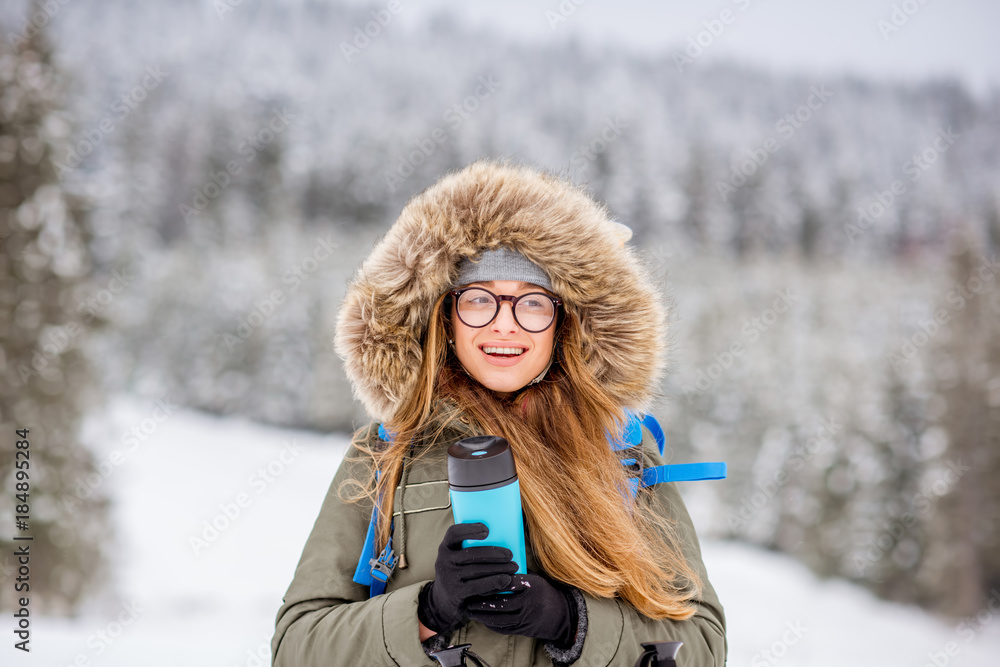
(369, 540, 398, 583)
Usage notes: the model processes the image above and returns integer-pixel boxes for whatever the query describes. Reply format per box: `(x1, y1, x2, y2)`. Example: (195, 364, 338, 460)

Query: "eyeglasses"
(450, 287, 563, 333)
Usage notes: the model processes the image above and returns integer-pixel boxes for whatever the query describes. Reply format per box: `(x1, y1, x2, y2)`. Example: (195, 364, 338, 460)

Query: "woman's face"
(450, 280, 558, 395)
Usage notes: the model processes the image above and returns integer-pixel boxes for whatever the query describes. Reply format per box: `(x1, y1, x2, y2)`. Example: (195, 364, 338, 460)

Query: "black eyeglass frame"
(449, 287, 564, 333)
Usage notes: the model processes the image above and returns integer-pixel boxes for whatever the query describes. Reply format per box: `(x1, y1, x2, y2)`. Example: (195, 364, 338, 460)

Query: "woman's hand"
(418, 620, 437, 641)
(417, 522, 519, 635)
(465, 573, 578, 647)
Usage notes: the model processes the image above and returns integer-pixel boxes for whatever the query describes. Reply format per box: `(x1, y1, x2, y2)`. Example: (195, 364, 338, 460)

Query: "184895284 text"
(13, 428, 32, 653)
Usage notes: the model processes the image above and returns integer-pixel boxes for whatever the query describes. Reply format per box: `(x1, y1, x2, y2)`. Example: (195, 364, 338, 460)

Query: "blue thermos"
(447, 435, 527, 574)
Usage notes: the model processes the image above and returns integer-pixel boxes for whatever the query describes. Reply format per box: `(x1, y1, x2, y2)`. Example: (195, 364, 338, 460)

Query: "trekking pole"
(428, 643, 491, 667)
(634, 641, 683, 667)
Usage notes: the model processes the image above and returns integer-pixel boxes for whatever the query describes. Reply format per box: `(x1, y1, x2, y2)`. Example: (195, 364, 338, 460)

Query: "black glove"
(465, 572, 578, 647)
(418, 522, 519, 635)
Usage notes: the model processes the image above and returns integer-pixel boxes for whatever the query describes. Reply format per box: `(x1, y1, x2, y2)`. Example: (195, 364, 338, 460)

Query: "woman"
(271, 159, 727, 666)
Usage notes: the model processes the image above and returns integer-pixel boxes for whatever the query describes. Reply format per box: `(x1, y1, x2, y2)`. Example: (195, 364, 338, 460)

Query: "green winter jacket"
(271, 400, 727, 667)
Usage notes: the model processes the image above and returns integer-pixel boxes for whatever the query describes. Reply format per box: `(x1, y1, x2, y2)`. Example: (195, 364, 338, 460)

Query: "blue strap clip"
(369, 536, 398, 584)
(352, 467, 397, 596)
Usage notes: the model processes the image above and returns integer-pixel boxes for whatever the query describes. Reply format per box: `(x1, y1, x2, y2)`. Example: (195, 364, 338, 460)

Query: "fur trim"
(421, 632, 451, 658)
(543, 586, 588, 665)
(334, 158, 667, 422)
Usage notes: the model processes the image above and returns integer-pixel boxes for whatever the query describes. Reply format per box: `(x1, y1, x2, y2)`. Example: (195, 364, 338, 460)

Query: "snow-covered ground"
(16, 395, 1000, 666)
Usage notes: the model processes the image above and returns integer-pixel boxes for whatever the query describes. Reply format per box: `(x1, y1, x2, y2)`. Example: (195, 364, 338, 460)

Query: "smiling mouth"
(480, 346, 526, 358)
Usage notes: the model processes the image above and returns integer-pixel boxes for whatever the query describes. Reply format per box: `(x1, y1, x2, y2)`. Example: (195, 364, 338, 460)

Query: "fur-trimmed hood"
(334, 158, 667, 422)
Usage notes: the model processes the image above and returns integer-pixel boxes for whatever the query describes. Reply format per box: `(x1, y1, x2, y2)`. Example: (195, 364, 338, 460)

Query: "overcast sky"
(377, 0, 999, 97)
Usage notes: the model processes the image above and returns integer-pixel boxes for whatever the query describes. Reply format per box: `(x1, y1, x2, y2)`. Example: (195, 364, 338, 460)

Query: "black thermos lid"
(447, 435, 518, 490)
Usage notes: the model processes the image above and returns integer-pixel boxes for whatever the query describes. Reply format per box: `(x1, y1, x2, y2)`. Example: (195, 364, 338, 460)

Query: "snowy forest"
(1, 0, 999, 663)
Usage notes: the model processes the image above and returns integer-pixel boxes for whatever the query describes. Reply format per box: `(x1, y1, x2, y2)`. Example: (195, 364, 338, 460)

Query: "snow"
(16, 395, 1000, 666)
(704, 543, 1000, 667)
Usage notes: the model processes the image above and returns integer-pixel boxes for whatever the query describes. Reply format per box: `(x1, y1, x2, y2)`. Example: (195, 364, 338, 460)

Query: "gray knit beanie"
(454, 246, 553, 291)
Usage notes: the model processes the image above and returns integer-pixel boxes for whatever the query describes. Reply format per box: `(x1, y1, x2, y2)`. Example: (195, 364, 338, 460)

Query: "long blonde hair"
(343, 291, 701, 620)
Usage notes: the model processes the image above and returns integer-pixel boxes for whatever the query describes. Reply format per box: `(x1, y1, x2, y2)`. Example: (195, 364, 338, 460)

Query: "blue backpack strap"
(606, 410, 664, 455)
(352, 496, 398, 596)
(641, 413, 666, 456)
(378, 422, 396, 442)
(353, 425, 401, 597)
(352, 501, 379, 587)
(607, 411, 647, 504)
(607, 409, 643, 451)
(641, 462, 727, 487)
(609, 412, 727, 496)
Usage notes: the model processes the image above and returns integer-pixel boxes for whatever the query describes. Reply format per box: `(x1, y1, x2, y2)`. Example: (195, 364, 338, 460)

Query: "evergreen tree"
(925, 232, 1000, 616)
(0, 5, 110, 614)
